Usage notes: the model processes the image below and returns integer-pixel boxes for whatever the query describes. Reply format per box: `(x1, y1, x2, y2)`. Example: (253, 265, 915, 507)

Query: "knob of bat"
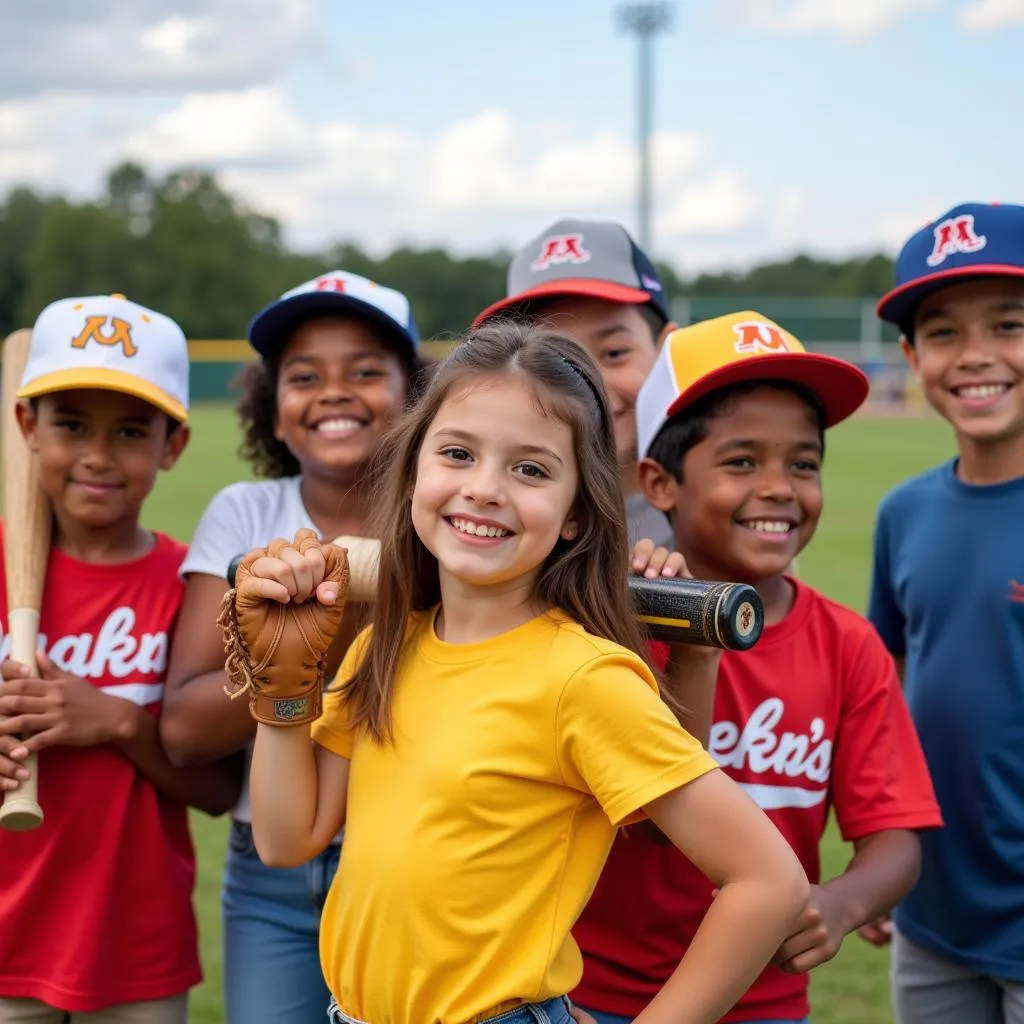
(227, 553, 243, 589)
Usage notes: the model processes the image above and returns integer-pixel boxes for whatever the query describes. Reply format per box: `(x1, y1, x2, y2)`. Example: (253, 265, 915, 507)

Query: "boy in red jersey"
(571, 312, 943, 1024)
(0, 294, 239, 1023)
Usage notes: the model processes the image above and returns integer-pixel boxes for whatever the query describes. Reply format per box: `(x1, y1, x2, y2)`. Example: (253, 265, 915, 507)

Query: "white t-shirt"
(180, 476, 316, 824)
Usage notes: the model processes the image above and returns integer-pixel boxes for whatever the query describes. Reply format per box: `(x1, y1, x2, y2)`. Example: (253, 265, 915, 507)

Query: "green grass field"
(75, 404, 962, 1022)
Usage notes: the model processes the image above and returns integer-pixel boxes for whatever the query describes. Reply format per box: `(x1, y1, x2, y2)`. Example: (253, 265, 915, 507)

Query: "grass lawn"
(24, 400, 961, 1023)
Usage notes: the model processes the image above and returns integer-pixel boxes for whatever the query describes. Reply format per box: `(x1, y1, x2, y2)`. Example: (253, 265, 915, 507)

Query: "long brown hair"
(341, 319, 668, 743)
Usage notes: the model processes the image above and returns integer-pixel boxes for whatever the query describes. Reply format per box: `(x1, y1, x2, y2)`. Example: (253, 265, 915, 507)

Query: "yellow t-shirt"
(311, 607, 718, 1024)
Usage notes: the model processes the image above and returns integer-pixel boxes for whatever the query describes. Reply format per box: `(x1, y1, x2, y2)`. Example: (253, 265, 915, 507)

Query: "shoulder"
(795, 582, 894, 673)
(876, 461, 951, 522)
(546, 615, 657, 691)
(201, 477, 301, 520)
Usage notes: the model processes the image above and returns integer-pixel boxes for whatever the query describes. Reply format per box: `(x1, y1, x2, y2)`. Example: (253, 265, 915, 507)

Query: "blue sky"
(0, 0, 1020, 274)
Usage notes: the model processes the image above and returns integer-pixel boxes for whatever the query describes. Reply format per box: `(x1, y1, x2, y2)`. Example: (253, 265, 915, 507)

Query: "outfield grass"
(74, 403, 963, 1022)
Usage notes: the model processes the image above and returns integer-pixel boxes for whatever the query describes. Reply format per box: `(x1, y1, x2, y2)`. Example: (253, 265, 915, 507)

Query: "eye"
(119, 426, 148, 439)
(352, 366, 387, 380)
(722, 455, 755, 469)
(285, 371, 318, 385)
(514, 462, 549, 479)
(792, 458, 820, 473)
(54, 418, 85, 433)
(439, 446, 471, 462)
(995, 318, 1024, 333)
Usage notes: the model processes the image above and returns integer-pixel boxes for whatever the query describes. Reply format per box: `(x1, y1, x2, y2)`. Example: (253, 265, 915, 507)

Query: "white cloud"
(0, 0, 315, 96)
(959, 0, 1024, 29)
(730, 0, 938, 39)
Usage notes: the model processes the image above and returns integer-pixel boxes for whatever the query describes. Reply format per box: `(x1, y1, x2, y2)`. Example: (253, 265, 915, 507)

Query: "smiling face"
(640, 385, 823, 585)
(536, 296, 663, 468)
(273, 314, 409, 481)
(18, 389, 188, 532)
(410, 373, 579, 597)
(904, 278, 1024, 449)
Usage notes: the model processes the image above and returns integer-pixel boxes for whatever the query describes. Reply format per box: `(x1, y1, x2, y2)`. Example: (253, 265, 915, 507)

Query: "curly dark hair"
(234, 332, 437, 480)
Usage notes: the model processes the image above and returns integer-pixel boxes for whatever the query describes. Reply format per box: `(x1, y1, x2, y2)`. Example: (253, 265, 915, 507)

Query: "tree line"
(0, 162, 897, 343)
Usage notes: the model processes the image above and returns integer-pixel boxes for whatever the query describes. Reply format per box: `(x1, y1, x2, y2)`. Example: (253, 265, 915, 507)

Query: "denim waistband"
(326, 995, 572, 1024)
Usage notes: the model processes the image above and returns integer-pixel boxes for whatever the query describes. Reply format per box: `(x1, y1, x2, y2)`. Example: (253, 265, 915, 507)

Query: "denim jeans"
(327, 996, 574, 1024)
(222, 821, 341, 1024)
(578, 1009, 808, 1024)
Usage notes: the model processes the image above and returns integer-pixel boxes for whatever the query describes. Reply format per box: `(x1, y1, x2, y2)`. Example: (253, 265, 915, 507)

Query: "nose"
(461, 461, 505, 506)
(81, 435, 115, 471)
(956, 326, 996, 369)
(755, 462, 796, 502)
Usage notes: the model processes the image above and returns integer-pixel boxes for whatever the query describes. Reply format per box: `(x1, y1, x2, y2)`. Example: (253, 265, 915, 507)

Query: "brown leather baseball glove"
(218, 529, 349, 726)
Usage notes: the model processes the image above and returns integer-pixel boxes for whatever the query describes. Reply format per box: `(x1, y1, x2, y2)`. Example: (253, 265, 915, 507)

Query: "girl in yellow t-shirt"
(242, 321, 810, 1024)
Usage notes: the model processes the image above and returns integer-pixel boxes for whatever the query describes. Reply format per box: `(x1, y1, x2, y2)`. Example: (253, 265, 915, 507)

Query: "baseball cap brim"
(663, 353, 870, 431)
(248, 292, 417, 360)
(472, 279, 655, 329)
(17, 367, 188, 422)
(876, 264, 1024, 328)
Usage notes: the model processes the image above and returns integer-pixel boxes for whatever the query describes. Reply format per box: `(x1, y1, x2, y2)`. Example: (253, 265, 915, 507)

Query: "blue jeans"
(327, 996, 574, 1023)
(579, 1010, 808, 1024)
(222, 821, 341, 1024)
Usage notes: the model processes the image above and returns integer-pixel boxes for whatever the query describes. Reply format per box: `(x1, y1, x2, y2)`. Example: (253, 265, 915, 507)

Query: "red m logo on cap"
(926, 215, 987, 267)
(733, 321, 792, 355)
(531, 234, 591, 273)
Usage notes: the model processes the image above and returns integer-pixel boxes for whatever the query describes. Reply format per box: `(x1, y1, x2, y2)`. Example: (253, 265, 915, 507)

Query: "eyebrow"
(281, 350, 389, 368)
(432, 427, 564, 464)
(52, 405, 152, 425)
(918, 299, 1024, 325)
(713, 437, 823, 455)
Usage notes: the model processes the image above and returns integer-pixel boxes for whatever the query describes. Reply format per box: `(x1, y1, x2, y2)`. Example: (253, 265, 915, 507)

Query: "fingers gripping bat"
(227, 535, 764, 652)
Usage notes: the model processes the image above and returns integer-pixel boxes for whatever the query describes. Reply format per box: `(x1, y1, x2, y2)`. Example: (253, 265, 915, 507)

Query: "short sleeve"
(556, 652, 719, 827)
(831, 627, 942, 842)
(311, 626, 373, 761)
(867, 501, 906, 657)
(179, 484, 258, 581)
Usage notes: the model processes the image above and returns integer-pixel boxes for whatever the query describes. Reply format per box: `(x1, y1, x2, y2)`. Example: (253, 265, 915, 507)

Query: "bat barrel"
(628, 575, 764, 651)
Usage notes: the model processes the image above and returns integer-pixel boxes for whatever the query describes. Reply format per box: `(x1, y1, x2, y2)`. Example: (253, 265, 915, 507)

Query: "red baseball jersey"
(0, 524, 201, 1012)
(572, 580, 942, 1022)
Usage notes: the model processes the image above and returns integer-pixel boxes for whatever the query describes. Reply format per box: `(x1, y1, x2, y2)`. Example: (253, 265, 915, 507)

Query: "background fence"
(183, 296, 923, 415)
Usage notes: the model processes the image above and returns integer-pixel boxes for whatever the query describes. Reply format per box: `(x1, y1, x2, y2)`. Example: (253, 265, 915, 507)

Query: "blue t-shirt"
(868, 459, 1024, 978)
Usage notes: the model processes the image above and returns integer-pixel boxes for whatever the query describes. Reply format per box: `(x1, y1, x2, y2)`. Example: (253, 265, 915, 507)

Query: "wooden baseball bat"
(227, 535, 764, 652)
(0, 329, 51, 832)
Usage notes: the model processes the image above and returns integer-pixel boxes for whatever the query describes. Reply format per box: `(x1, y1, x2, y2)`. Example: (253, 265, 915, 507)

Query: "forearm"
(661, 648, 721, 745)
(114, 704, 241, 815)
(160, 670, 257, 766)
(637, 877, 806, 1024)
(822, 830, 921, 932)
(249, 723, 325, 868)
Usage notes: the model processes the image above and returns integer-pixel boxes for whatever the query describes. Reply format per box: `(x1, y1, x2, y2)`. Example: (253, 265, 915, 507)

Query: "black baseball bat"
(225, 549, 764, 652)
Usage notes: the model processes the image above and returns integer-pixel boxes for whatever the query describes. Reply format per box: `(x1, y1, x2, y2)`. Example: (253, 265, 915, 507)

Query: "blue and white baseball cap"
(472, 218, 669, 328)
(877, 202, 1024, 329)
(248, 270, 420, 360)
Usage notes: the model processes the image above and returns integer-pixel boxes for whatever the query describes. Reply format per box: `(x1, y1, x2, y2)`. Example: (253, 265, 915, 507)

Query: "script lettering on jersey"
(926, 214, 987, 267)
(530, 233, 591, 272)
(708, 697, 832, 810)
(0, 606, 167, 679)
(70, 315, 139, 358)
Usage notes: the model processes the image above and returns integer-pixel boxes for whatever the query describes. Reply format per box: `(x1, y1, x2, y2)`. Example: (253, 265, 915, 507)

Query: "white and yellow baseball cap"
(636, 311, 870, 460)
(17, 293, 190, 422)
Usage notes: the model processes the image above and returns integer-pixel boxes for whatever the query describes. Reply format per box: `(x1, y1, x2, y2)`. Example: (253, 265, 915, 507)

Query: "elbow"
(159, 705, 207, 768)
(193, 790, 240, 819)
(252, 837, 309, 870)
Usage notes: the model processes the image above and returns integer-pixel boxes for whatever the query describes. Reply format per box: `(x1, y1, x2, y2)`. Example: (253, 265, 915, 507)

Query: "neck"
(299, 469, 375, 540)
(954, 430, 1024, 485)
(681, 550, 796, 627)
(52, 510, 154, 564)
(619, 459, 640, 498)
(434, 571, 542, 644)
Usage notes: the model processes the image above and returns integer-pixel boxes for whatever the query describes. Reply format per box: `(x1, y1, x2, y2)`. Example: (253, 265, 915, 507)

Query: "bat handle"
(0, 608, 43, 831)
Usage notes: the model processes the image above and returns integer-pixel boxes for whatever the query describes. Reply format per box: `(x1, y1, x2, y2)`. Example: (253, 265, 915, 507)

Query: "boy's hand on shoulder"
(0, 652, 136, 756)
(772, 883, 852, 973)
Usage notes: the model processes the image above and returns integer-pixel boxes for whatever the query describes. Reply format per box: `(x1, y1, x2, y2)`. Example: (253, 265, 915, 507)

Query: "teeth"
(743, 520, 792, 534)
(449, 517, 509, 538)
(956, 385, 1008, 399)
(314, 418, 362, 433)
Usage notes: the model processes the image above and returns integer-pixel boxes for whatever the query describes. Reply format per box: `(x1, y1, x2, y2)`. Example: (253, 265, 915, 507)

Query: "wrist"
(820, 880, 864, 935)
(110, 699, 141, 745)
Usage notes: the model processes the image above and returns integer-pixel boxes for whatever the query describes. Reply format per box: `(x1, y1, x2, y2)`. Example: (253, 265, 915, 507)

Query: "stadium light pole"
(616, 2, 674, 253)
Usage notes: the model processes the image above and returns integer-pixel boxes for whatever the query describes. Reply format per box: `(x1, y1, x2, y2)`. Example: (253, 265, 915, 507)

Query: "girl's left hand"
(630, 538, 691, 580)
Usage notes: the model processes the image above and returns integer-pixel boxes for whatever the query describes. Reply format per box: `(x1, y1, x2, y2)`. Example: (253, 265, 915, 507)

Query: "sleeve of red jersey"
(831, 622, 943, 842)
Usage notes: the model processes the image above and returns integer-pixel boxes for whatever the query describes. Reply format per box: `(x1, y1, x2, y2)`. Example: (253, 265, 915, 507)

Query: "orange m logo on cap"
(71, 316, 138, 358)
(733, 320, 793, 355)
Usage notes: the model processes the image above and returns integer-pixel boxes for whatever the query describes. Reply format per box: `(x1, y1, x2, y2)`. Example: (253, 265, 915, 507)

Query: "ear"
(15, 399, 40, 452)
(160, 423, 191, 472)
(637, 456, 679, 513)
(655, 320, 679, 352)
(560, 517, 579, 541)
(899, 336, 919, 375)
